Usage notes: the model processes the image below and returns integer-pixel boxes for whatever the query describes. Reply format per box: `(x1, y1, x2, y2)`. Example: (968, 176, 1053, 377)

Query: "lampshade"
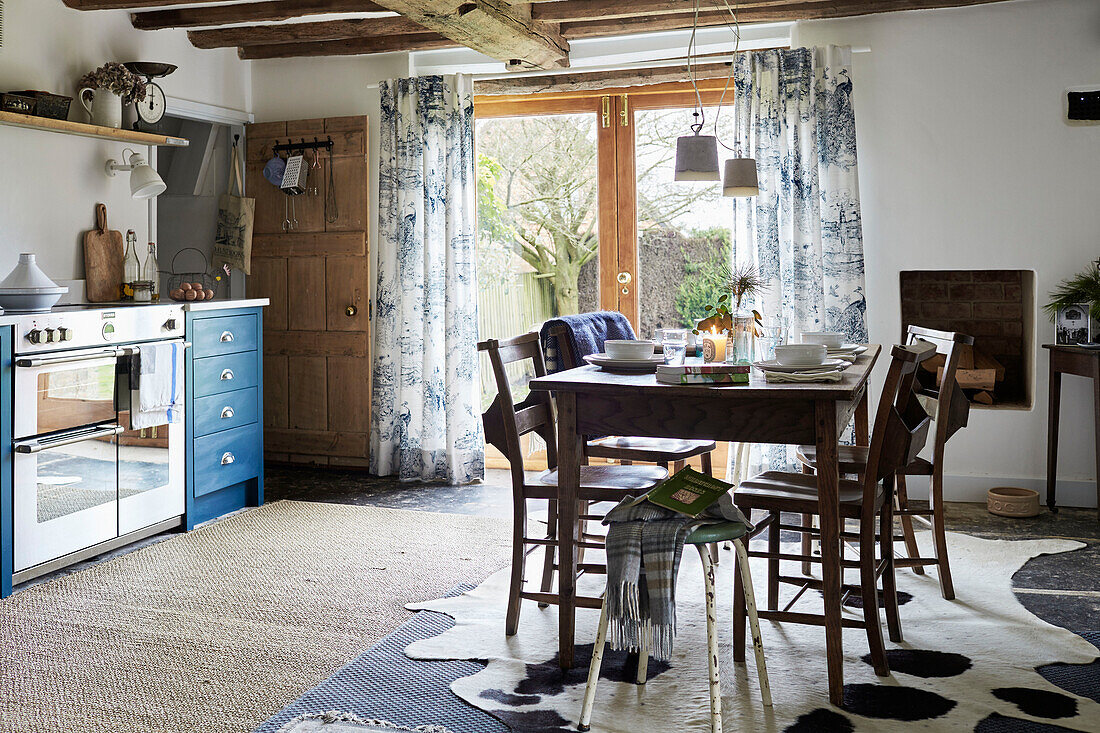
(105, 149, 167, 199)
(674, 134, 720, 182)
(722, 157, 759, 197)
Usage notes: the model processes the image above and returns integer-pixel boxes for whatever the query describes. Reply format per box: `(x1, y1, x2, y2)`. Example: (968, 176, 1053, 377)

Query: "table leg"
(556, 391, 581, 669)
(1046, 362, 1061, 513)
(1094, 361, 1100, 520)
(855, 388, 870, 447)
(815, 399, 845, 707)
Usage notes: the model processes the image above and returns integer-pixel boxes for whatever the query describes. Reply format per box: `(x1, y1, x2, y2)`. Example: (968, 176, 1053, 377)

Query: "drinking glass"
(756, 323, 786, 362)
(662, 329, 688, 366)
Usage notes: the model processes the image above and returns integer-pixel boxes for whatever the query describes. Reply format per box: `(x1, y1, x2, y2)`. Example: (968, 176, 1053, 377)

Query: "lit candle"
(702, 327, 727, 363)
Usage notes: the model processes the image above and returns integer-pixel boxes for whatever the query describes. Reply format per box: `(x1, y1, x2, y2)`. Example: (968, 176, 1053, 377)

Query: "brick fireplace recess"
(900, 270, 1035, 408)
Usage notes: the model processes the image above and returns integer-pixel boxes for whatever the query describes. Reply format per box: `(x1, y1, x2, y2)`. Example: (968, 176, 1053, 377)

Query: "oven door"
(117, 413, 184, 535)
(14, 348, 120, 440)
(13, 424, 123, 572)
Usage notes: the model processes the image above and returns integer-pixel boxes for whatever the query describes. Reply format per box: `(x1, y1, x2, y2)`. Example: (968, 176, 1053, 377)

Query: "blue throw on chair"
(540, 311, 637, 373)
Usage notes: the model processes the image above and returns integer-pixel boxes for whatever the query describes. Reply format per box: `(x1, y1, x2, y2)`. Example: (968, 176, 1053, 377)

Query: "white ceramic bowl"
(774, 343, 827, 366)
(0, 288, 66, 313)
(604, 339, 655, 360)
(801, 331, 845, 348)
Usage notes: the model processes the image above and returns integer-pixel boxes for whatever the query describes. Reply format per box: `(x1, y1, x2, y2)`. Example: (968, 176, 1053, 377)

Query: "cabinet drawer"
(194, 387, 258, 438)
(193, 351, 258, 398)
(193, 423, 261, 498)
(191, 314, 258, 356)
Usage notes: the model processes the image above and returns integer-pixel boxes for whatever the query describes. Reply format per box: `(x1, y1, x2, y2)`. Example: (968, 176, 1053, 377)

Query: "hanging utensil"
(282, 195, 292, 232)
(325, 143, 339, 224)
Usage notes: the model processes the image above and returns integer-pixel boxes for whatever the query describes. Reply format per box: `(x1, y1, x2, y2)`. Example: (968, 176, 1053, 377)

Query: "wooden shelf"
(0, 110, 189, 147)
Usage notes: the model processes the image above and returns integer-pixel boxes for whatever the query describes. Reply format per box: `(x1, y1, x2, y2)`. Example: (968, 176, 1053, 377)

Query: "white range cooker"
(9, 303, 186, 582)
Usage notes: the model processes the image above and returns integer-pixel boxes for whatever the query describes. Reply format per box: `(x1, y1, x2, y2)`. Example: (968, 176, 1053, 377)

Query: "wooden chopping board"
(83, 203, 124, 302)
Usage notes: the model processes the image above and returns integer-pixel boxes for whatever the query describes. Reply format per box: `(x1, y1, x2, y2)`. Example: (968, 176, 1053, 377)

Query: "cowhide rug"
(405, 532, 1100, 732)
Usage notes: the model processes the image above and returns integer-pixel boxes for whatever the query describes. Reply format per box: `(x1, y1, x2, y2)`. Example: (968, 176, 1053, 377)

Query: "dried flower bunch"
(78, 63, 147, 105)
(693, 261, 768, 335)
(1045, 258, 1100, 321)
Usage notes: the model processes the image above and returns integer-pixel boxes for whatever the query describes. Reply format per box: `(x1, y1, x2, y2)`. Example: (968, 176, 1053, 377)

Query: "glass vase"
(727, 308, 755, 364)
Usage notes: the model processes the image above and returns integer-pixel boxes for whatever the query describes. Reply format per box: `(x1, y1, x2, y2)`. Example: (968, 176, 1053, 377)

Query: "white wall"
(249, 52, 412, 288)
(794, 0, 1100, 506)
(0, 0, 250, 287)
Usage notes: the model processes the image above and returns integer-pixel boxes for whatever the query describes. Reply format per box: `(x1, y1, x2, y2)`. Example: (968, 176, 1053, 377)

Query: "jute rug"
(406, 532, 1100, 732)
(0, 500, 511, 733)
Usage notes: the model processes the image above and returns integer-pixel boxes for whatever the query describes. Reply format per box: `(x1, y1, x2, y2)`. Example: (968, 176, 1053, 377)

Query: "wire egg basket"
(164, 248, 221, 302)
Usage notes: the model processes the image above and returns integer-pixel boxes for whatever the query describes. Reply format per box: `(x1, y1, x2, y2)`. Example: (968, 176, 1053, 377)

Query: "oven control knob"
(44, 328, 57, 343)
(58, 327, 72, 342)
(163, 318, 178, 331)
(26, 328, 43, 344)
(102, 322, 115, 341)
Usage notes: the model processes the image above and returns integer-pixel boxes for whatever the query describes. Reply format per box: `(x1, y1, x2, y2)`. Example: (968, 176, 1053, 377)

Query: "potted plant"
(1044, 259, 1100, 343)
(77, 63, 146, 128)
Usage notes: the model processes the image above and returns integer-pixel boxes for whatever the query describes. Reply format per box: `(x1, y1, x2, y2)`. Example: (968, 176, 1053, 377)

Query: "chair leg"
(733, 538, 772, 708)
(507, 498, 528, 636)
(673, 459, 687, 474)
(577, 499, 589, 567)
(894, 474, 924, 576)
(577, 597, 610, 732)
(701, 450, 714, 477)
(709, 542, 720, 567)
(538, 499, 558, 608)
(859, 513, 889, 676)
(800, 465, 815, 575)
(880, 496, 903, 643)
(733, 536, 747, 664)
(930, 468, 956, 600)
(697, 544, 723, 733)
(767, 511, 780, 611)
(636, 628, 650, 684)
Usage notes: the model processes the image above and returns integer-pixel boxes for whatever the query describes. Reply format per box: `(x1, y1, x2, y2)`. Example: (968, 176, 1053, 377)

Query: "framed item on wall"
(1055, 303, 1091, 345)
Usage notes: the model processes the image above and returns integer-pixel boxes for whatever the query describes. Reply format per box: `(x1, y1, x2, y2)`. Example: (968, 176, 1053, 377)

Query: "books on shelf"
(627, 467, 733, 517)
(656, 362, 750, 385)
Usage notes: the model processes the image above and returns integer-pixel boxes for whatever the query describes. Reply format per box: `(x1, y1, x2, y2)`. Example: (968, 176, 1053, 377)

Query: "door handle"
(220, 331, 234, 342)
(345, 305, 358, 317)
(14, 424, 124, 454)
(221, 406, 235, 419)
(617, 271, 632, 296)
(220, 369, 234, 381)
(221, 452, 235, 465)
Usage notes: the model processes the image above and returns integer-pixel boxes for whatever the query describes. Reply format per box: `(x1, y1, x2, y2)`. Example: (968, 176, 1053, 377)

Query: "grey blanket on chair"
(602, 493, 750, 661)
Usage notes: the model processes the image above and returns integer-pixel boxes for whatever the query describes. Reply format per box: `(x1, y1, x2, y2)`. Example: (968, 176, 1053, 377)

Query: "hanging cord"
(324, 143, 339, 223)
(687, 0, 705, 134)
(712, 0, 742, 153)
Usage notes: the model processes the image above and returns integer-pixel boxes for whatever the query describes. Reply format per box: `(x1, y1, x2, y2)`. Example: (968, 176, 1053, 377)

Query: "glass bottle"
(122, 230, 140, 301)
(144, 242, 160, 302)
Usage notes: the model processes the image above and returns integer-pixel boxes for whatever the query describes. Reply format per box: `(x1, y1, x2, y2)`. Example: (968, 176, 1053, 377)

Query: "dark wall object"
(1067, 90, 1100, 120)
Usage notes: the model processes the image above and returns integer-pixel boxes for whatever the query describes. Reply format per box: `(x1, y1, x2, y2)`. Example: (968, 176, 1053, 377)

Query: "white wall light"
(105, 148, 166, 199)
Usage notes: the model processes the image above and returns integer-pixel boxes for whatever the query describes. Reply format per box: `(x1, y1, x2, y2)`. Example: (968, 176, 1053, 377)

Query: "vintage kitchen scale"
(123, 62, 176, 131)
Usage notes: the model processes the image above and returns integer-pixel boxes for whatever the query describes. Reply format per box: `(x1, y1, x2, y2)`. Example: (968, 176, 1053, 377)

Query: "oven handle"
(16, 341, 192, 368)
(14, 424, 125, 454)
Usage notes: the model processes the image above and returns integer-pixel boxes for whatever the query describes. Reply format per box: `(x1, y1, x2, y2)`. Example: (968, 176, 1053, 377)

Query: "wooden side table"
(1043, 344, 1100, 517)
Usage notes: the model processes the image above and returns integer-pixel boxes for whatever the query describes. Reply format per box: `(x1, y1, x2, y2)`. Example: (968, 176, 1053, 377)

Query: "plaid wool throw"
(602, 493, 751, 660)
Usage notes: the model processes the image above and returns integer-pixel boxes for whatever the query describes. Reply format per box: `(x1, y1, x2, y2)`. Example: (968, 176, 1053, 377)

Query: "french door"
(474, 81, 737, 469)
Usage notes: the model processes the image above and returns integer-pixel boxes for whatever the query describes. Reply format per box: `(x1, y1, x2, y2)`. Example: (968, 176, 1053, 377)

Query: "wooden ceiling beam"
(533, 0, 834, 23)
(370, 0, 570, 70)
(475, 61, 738, 95)
(65, 0, 245, 9)
(132, 0, 388, 31)
(237, 31, 457, 58)
(189, 16, 426, 48)
(560, 0, 1013, 38)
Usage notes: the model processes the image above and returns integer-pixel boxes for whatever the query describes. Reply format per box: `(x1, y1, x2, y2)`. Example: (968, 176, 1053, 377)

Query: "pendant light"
(722, 154, 758, 197)
(673, 0, 719, 182)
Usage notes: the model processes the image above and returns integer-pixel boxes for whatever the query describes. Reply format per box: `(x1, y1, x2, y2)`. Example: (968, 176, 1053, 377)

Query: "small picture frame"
(1055, 303, 1091, 345)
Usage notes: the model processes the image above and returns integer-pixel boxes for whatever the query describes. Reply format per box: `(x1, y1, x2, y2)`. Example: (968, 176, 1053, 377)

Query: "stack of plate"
(583, 353, 665, 373)
(0, 254, 68, 312)
(751, 358, 848, 374)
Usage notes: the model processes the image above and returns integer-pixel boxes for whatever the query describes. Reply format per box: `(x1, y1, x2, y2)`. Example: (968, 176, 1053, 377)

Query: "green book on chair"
(632, 467, 733, 517)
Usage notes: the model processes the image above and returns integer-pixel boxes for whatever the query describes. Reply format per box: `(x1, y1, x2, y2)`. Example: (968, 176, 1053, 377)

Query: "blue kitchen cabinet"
(185, 306, 264, 529)
(0, 326, 11, 598)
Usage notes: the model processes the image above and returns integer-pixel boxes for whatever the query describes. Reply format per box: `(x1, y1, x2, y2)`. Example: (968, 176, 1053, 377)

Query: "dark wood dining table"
(529, 345, 880, 707)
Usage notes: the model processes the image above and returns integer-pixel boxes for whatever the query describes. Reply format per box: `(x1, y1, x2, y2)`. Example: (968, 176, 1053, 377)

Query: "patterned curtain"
(371, 75, 484, 484)
(731, 46, 866, 474)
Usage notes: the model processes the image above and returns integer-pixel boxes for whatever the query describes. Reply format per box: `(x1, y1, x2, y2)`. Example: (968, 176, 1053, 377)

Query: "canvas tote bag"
(213, 144, 255, 274)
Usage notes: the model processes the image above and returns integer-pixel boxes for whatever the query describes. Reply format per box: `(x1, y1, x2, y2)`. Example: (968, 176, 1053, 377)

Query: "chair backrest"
(861, 342, 937, 512)
(904, 324, 975, 447)
(478, 333, 557, 491)
(548, 323, 581, 370)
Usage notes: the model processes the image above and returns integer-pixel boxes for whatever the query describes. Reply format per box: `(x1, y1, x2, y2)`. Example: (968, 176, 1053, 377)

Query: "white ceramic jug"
(79, 87, 123, 128)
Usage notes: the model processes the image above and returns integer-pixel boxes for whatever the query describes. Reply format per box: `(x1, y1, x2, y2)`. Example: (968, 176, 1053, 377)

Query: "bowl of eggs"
(169, 281, 216, 302)
(165, 248, 221, 303)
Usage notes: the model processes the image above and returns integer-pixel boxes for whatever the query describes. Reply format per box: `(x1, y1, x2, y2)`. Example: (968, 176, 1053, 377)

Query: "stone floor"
(263, 464, 1100, 636)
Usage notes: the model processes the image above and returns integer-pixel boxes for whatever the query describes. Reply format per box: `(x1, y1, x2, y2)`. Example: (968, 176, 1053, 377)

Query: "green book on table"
(632, 467, 733, 517)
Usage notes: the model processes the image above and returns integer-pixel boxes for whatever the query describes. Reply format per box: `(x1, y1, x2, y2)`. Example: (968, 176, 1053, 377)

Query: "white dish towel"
(132, 342, 184, 429)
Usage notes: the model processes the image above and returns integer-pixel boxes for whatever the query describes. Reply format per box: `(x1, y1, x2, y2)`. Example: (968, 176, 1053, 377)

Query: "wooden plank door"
(245, 115, 371, 467)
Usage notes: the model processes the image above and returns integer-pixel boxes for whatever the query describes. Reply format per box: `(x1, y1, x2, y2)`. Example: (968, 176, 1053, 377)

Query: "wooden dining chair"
(795, 325, 973, 599)
(547, 321, 717, 475)
(732, 342, 936, 677)
(479, 333, 668, 635)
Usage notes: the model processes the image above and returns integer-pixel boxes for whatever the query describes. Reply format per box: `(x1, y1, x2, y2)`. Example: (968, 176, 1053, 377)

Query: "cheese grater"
(280, 153, 308, 195)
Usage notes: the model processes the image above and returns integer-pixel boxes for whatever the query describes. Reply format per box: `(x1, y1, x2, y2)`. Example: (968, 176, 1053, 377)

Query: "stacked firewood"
(921, 345, 1005, 405)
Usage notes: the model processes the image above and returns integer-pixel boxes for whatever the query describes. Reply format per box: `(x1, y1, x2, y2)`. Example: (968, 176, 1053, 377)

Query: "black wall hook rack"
(272, 136, 334, 154)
